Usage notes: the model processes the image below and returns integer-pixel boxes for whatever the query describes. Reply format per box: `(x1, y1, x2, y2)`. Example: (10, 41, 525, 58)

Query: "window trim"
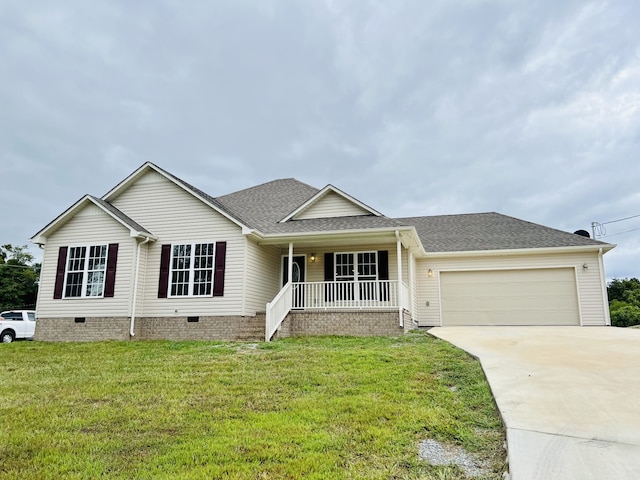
(334, 251, 379, 282)
(168, 242, 216, 298)
(62, 244, 109, 299)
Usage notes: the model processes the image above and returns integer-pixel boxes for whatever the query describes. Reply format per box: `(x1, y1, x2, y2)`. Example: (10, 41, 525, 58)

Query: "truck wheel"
(1, 330, 15, 343)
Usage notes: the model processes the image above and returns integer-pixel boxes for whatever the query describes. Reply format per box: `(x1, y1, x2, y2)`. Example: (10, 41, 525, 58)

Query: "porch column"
(288, 242, 293, 286)
(396, 232, 403, 327)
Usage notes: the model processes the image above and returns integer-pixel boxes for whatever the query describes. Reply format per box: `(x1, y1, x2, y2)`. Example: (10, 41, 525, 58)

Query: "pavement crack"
(508, 427, 640, 448)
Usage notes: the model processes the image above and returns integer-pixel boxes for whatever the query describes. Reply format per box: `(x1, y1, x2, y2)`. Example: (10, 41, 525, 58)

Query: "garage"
(440, 268, 580, 326)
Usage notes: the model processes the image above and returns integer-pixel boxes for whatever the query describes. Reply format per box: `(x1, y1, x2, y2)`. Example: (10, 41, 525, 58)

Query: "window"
(64, 245, 108, 298)
(158, 242, 226, 299)
(335, 251, 378, 282)
(334, 251, 379, 301)
(53, 244, 118, 300)
(170, 243, 215, 297)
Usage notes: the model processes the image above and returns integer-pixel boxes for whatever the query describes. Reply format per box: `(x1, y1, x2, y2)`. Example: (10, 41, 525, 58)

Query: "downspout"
(395, 231, 403, 328)
(130, 236, 151, 337)
(597, 247, 611, 326)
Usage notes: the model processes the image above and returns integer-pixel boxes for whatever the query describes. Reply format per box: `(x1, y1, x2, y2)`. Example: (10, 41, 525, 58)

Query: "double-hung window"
(64, 245, 108, 298)
(170, 243, 215, 297)
(334, 251, 379, 300)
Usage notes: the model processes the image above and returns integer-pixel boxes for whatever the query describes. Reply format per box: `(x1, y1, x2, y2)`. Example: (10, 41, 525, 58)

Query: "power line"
(592, 213, 640, 238)
(602, 213, 640, 225)
(598, 226, 640, 239)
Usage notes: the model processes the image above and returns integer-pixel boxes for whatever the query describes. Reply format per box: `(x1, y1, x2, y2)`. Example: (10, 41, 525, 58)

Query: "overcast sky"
(1, 1, 639, 279)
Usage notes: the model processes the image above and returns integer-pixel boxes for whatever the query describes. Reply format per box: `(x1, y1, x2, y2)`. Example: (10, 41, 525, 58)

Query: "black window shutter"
(378, 250, 389, 301)
(158, 244, 171, 298)
(378, 251, 389, 280)
(324, 253, 334, 281)
(324, 252, 334, 302)
(103, 243, 119, 298)
(53, 246, 68, 299)
(213, 241, 227, 297)
(282, 257, 289, 285)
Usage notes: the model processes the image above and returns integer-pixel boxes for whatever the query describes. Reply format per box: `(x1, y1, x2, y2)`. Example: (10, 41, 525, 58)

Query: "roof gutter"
(419, 244, 616, 259)
(130, 236, 152, 337)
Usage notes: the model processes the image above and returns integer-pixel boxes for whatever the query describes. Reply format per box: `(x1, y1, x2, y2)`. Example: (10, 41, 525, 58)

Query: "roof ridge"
(216, 177, 318, 200)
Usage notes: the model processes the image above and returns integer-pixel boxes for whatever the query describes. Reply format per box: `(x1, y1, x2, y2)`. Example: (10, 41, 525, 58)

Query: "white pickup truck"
(0, 310, 36, 343)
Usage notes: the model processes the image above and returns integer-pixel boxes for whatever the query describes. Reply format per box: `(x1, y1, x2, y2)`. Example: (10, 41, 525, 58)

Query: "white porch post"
(396, 231, 403, 327)
(288, 242, 293, 286)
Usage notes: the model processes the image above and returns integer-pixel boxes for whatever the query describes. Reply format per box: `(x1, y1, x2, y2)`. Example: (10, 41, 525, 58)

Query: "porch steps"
(235, 313, 266, 341)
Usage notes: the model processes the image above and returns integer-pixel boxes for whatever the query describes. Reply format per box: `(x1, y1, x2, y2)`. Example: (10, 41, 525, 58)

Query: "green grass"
(0, 334, 505, 479)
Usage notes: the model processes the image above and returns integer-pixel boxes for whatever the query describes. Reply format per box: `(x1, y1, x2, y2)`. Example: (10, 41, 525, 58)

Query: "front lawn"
(0, 334, 505, 479)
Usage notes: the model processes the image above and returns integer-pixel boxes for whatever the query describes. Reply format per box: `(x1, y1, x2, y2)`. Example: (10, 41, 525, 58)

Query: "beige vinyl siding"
(243, 240, 281, 315)
(110, 172, 246, 317)
(294, 191, 371, 220)
(132, 241, 149, 317)
(440, 268, 579, 326)
(36, 204, 136, 318)
(416, 251, 607, 327)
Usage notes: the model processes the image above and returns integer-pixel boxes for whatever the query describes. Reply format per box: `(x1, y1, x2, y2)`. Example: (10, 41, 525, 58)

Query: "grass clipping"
(0, 334, 505, 479)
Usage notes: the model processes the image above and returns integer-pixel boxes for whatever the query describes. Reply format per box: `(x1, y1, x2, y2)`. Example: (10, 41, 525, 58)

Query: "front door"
(282, 256, 306, 308)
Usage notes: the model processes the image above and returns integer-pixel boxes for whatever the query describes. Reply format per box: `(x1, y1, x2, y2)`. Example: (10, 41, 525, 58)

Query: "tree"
(607, 278, 640, 303)
(0, 244, 40, 311)
(607, 278, 640, 327)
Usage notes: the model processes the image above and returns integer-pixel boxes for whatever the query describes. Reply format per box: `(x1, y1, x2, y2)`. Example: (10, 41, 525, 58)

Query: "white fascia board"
(30, 195, 158, 245)
(257, 226, 417, 246)
(102, 162, 250, 231)
(418, 244, 616, 259)
(279, 184, 382, 223)
(30, 194, 94, 245)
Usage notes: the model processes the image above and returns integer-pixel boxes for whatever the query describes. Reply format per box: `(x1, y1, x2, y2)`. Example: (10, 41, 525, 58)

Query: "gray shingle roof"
(214, 178, 406, 234)
(155, 166, 612, 252)
(215, 178, 320, 231)
(401, 212, 610, 252)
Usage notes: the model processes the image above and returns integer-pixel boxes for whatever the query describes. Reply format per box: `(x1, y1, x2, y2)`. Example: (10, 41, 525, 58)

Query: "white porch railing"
(265, 282, 293, 341)
(292, 280, 403, 309)
(265, 280, 410, 340)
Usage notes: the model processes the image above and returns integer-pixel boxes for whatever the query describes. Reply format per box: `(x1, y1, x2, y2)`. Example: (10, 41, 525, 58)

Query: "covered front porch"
(261, 228, 420, 341)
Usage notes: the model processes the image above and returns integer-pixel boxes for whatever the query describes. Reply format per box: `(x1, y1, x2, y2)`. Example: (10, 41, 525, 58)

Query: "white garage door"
(440, 268, 580, 326)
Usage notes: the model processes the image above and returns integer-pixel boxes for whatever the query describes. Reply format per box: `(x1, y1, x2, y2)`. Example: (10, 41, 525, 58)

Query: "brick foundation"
(35, 317, 131, 342)
(273, 310, 408, 339)
(134, 315, 265, 341)
(35, 310, 413, 342)
(35, 315, 266, 342)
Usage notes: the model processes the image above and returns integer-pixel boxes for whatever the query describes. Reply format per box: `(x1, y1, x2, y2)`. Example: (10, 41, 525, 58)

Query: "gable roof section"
(401, 212, 613, 253)
(102, 162, 249, 230)
(31, 195, 156, 245)
(280, 184, 382, 222)
(214, 178, 320, 232)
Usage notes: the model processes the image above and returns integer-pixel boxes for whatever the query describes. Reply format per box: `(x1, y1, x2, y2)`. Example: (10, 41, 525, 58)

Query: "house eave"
(30, 195, 158, 247)
(418, 244, 616, 259)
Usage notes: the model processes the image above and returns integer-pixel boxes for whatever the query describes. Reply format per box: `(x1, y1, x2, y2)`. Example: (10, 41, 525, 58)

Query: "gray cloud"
(1, 0, 639, 278)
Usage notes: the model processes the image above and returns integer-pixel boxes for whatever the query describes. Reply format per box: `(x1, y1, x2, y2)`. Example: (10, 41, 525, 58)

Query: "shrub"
(610, 304, 640, 327)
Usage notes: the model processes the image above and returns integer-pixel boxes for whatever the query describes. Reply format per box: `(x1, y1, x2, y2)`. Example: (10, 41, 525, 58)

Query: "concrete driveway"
(429, 326, 640, 480)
